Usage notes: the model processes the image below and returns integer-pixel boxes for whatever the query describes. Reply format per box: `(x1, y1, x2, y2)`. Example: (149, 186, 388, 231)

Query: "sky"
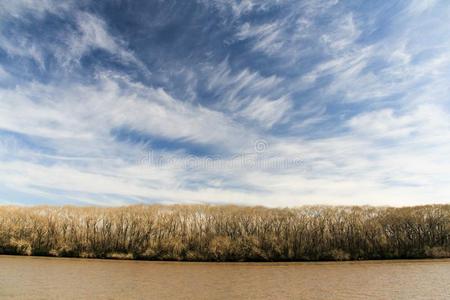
(0, 0, 449, 207)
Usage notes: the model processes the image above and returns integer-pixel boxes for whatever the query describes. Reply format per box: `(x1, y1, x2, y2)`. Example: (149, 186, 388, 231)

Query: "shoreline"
(1, 253, 449, 264)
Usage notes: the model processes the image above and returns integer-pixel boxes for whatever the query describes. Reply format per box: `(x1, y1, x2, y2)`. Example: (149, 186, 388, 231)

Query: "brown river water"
(0, 255, 449, 299)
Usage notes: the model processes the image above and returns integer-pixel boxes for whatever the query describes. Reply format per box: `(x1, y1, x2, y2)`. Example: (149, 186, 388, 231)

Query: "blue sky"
(0, 0, 449, 206)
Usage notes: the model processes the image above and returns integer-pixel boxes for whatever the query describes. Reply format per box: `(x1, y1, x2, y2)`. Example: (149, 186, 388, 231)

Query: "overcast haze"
(0, 0, 449, 206)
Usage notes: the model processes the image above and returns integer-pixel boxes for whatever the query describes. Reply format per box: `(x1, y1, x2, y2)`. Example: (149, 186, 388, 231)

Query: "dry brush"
(0, 204, 449, 261)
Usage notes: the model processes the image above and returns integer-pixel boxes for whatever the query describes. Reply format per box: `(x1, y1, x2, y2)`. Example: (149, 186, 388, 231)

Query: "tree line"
(0, 204, 448, 261)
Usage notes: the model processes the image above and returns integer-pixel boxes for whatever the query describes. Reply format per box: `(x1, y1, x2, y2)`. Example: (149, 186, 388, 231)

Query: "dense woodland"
(0, 205, 449, 261)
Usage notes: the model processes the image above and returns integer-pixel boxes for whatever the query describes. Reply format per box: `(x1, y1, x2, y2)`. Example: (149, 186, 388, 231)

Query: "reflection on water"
(0, 256, 449, 299)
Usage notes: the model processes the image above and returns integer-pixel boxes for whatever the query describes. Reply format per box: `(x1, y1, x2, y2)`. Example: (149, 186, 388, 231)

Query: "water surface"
(0, 256, 449, 299)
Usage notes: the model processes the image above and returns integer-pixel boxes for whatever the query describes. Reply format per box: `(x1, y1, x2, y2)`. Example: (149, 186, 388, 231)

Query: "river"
(0, 256, 449, 299)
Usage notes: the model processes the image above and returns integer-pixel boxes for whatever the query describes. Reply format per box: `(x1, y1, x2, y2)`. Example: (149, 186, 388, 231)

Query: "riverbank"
(1, 253, 450, 263)
(1, 204, 449, 261)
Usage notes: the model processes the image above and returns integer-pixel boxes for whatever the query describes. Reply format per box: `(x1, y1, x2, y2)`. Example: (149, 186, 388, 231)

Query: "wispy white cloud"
(319, 13, 360, 52)
(59, 12, 147, 72)
(200, 59, 292, 128)
(205, 59, 283, 102)
(0, 66, 10, 79)
(239, 96, 292, 128)
(0, 74, 251, 153)
(236, 21, 285, 55)
(199, 0, 286, 18)
(0, 0, 69, 18)
(407, 0, 438, 15)
(0, 2, 148, 75)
